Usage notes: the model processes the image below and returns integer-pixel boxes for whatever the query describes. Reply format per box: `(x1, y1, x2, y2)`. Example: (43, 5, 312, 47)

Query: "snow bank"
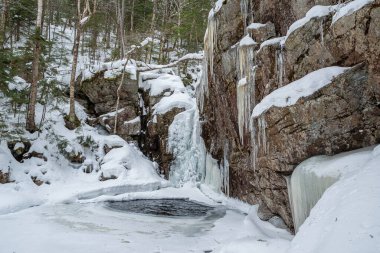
(251, 66, 349, 118)
(332, 0, 374, 23)
(288, 145, 380, 253)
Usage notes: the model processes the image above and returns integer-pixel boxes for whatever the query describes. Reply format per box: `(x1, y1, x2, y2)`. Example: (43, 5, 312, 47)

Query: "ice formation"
(167, 106, 206, 187)
(237, 38, 256, 143)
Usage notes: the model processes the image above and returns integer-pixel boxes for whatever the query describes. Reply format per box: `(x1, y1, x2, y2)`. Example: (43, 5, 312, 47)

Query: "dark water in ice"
(105, 198, 216, 217)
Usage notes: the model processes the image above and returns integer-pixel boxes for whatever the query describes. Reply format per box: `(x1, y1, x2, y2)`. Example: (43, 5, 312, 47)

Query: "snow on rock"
(332, 0, 374, 23)
(100, 144, 163, 184)
(259, 37, 286, 51)
(240, 35, 257, 47)
(153, 91, 194, 115)
(251, 66, 350, 118)
(286, 5, 339, 37)
(82, 59, 137, 81)
(247, 23, 267, 30)
(143, 73, 185, 96)
(288, 145, 380, 253)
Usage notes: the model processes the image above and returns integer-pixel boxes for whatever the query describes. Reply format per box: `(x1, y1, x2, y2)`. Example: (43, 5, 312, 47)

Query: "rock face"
(77, 69, 188, 179)
(201, 0, 380, 230)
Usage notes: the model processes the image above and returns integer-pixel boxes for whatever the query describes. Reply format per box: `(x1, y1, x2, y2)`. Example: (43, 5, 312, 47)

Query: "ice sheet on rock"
(251, 66, 349, 118)
(288, 145, 380, 253)
(332, 0, 374, 23)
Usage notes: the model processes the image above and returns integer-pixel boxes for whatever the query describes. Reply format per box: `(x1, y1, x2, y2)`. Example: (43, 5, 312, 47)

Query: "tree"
(26, 0, 43, 133)
(65, 0, 96, 129)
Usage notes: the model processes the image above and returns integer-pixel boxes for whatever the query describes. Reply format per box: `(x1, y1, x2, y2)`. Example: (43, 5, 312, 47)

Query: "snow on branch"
(137, 53, 204, 72)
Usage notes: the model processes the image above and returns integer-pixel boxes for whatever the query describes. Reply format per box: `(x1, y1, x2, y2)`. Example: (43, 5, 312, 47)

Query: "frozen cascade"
(168, 106, 206, 187)
(289, 161, 339, 232)
(203, 143, 230, 194)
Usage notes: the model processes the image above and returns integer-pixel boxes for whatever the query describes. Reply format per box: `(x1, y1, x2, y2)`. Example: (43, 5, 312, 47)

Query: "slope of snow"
(288, 145, 380, 253)
(251, 66, 349, 118)
(144, 73, 185, 96)
(332, 0, 374, 23)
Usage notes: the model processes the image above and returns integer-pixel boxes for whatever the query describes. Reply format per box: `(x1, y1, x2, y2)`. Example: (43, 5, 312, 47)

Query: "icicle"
(277, 42, 285, 87)
(222, 141, 230, 195)
(198, 10, 218, 112)
(237, 40, 256, 143)
(257, 115, 267, 154)
(240, 0, 249, 33)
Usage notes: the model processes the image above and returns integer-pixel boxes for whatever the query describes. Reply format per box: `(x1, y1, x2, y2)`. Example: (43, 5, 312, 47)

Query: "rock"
(0, 170, 10, 184)
(7, 141, 31, 162)
(201, 0, 380, 230)
(31, 176, 44, 186)
(145, 107, 185, 178)
(23, 151, 47, 162)
(248, 22, 276, 43)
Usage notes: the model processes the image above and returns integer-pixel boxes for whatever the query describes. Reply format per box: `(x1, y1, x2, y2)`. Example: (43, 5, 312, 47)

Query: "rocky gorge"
(66, 0, 380, 231)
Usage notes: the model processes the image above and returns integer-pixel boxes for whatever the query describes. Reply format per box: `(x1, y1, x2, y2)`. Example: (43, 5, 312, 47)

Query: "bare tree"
(65, 0, 96, 129)
(0, 0, 10, 48)
(26, 0, 43, 133)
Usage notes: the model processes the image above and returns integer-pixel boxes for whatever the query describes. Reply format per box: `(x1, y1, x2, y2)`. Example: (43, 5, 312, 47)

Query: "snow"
(259, 36, 286, 51)
(7, 76, 30, 91)
(240, 35, 257, 47)
(143, 73, 185, 96)
(247, 23, 267, 30)
(288, 145, 380, 253)
(286, 5, 339, 37)
(332, 0, 374, 23)
(251, 66, 349, 118)
(153, 91, 194, 115)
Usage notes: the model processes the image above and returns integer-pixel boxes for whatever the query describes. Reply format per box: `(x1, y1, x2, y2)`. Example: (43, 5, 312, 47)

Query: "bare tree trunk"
(26, 0, 43, 132)
(0, 0, 10, 48)
(66, 0, 96, 129)
(130, 0, 135, 32)
(114, 0, 127, 134)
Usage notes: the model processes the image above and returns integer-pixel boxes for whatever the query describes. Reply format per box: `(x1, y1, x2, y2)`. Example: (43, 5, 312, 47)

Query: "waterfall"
(203, 142, 230, 194)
